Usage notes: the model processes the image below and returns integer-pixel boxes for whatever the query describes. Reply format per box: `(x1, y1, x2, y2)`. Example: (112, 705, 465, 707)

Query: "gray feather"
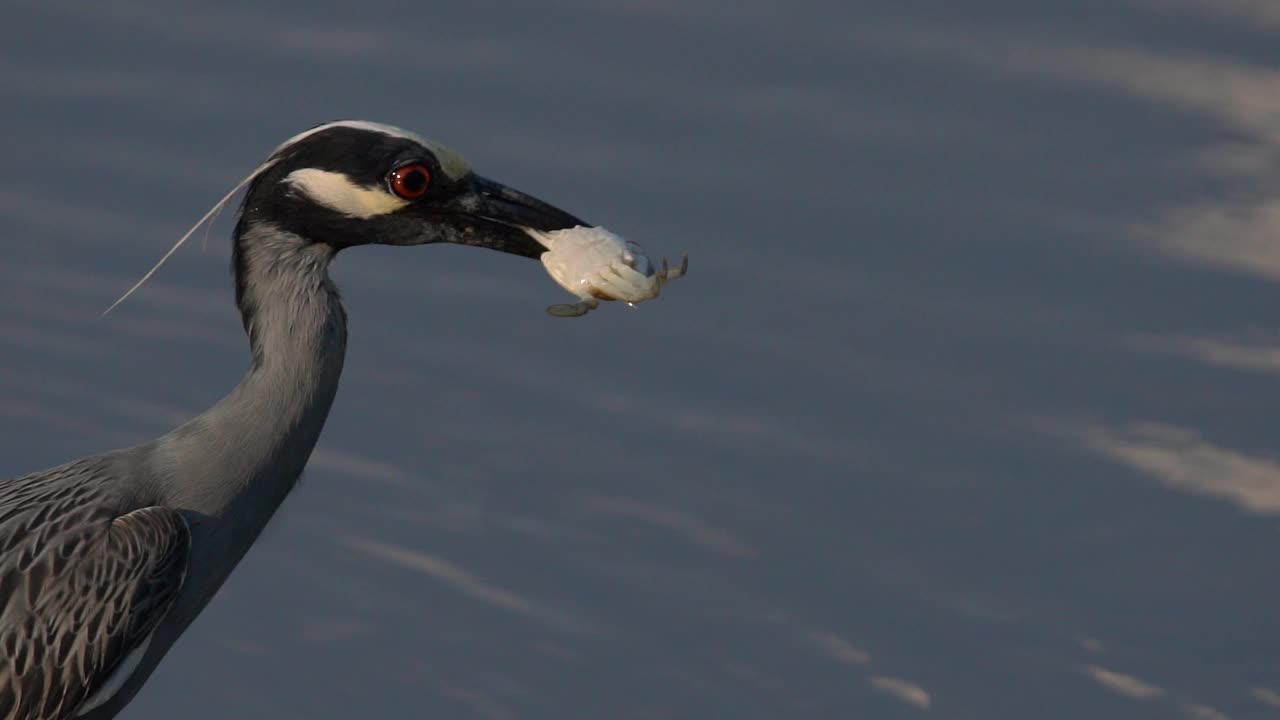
(0, 458, 189, 720)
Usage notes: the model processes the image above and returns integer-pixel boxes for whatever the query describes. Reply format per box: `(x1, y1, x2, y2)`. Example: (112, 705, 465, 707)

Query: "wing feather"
(0, 460, 189, 720)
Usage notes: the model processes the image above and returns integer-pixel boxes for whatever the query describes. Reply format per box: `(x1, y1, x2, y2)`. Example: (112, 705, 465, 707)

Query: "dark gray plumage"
(0, 120, 590, 719)
(0, 465, 188, 720)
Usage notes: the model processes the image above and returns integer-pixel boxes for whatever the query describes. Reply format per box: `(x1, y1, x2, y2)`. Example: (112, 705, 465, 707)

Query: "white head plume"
(101, 159, 279, 316)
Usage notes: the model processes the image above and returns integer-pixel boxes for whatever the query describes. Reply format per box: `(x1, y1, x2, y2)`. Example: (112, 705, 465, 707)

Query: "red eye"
(389, 163, 431, 199)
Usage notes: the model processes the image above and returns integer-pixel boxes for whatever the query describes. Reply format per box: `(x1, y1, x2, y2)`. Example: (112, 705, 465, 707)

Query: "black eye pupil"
(402, 170, 425, 192)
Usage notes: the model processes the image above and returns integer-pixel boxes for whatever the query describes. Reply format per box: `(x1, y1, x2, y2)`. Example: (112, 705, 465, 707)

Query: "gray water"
(2, 1, 1279, 718)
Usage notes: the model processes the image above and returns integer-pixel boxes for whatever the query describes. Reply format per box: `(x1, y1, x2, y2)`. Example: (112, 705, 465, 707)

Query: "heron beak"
(432, 175, 589, 258)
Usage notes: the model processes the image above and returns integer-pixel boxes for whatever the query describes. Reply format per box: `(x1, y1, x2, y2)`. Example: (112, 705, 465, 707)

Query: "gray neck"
(154, 221, 347, 568)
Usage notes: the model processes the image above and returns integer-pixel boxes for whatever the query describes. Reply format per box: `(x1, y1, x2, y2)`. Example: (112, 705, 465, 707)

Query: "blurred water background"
(3, 1, 1280, 718)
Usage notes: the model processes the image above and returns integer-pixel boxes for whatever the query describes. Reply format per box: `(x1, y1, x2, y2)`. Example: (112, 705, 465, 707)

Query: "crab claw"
(669, 254, 689, 280)
(654, 254, 689, 290)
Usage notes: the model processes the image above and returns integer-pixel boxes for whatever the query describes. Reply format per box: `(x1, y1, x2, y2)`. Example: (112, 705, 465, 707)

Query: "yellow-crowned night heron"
(0, 120, 591, 720)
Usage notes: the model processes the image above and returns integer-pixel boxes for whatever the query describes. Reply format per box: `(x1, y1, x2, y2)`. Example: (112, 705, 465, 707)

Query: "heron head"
(103, 121, 590, 316)
(239, 120, 586, 257)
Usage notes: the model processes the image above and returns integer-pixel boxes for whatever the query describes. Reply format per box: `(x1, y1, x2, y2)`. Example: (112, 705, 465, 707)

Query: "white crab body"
(526, 225, 687, 317)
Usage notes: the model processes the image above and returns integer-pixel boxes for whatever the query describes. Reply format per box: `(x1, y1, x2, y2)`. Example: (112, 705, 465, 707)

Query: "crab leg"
(546, 298, 598, 317)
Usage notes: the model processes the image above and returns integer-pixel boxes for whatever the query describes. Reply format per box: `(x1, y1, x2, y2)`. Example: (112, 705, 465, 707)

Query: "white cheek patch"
(284, 168, 409, 218)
